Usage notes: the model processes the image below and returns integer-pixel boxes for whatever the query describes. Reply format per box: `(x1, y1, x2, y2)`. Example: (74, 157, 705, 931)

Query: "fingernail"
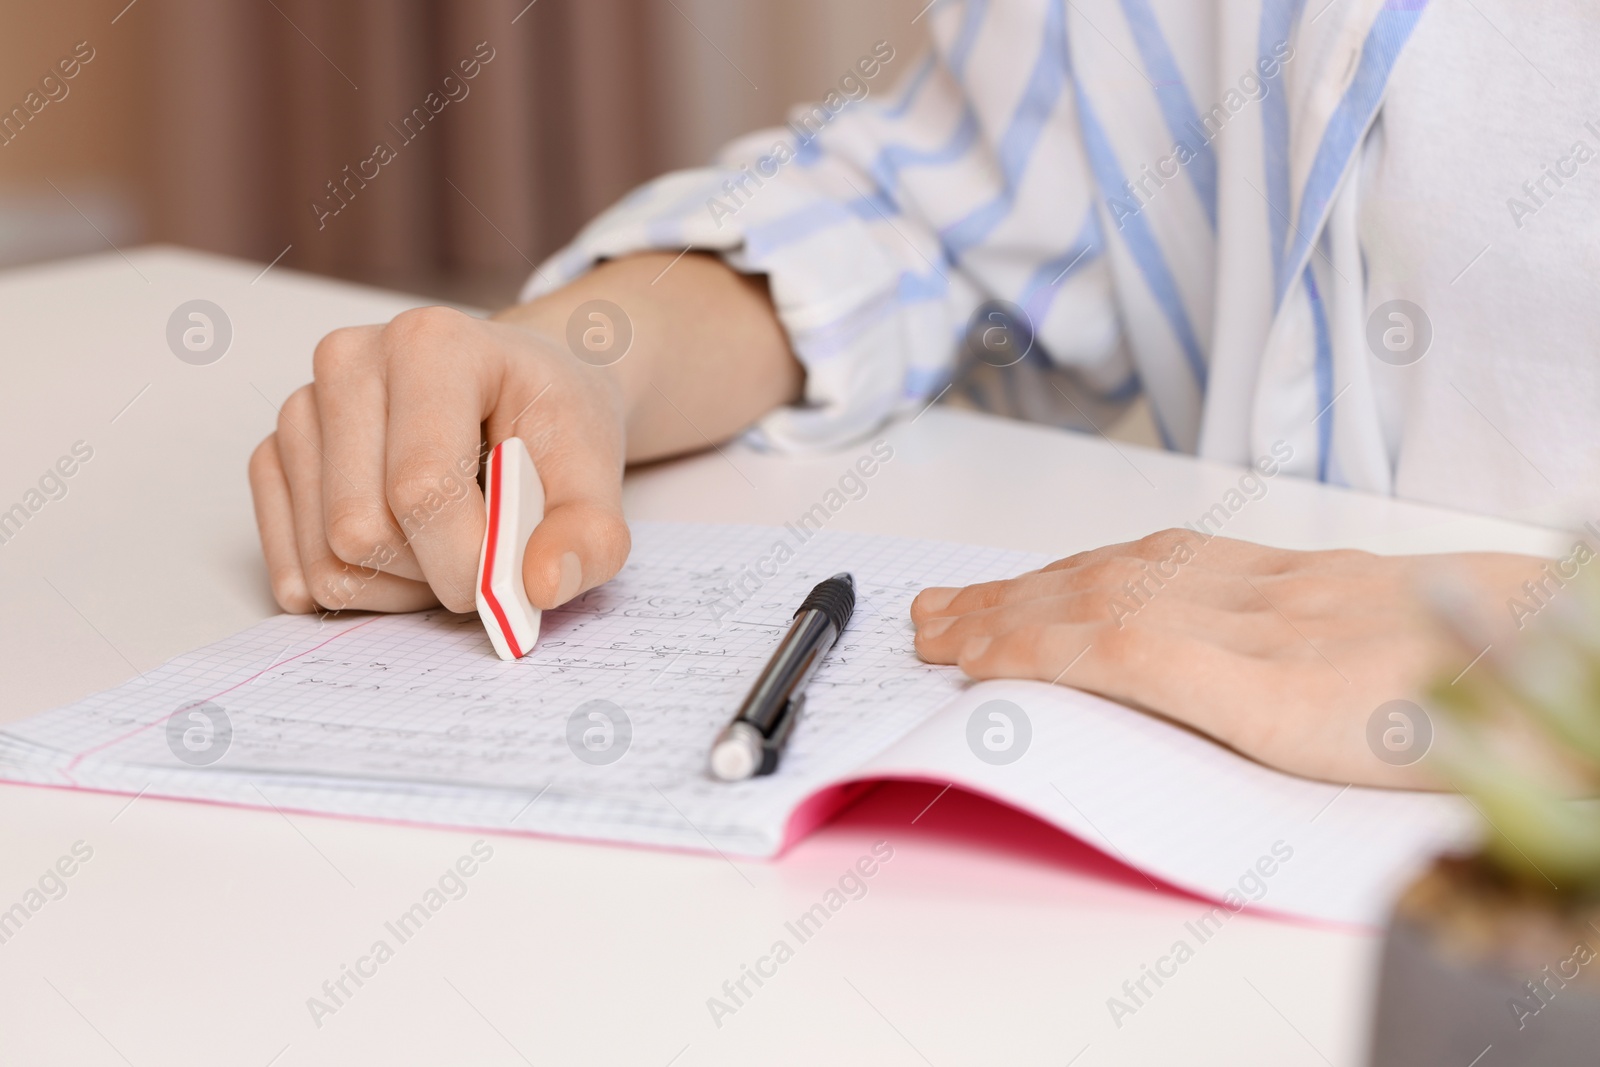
(960, 635, 991, 661)
(554, 551, 583, 605)
(917, 587, 959, 613)
(917, 616, 953, 639)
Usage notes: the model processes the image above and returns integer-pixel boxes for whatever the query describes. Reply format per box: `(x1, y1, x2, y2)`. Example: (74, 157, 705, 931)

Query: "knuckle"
(324, 503, 396, 567)
(248, 435, 279, 481)
(279, 384, 317, 434)
(1135, 528, 1197, 558)
(385, 305, 470, 350)
(585, 505, 632, 566)
(304, 560, 363, 612)
(1081, 556, 1145, 588)
(957, 581, 1009, 612)
(311, 326, 370, 379)
(1042, 547, 1096, 573)
(991, 577, 1039, 608)
(385, 459, 454, 520)
(271, 572, 314, 614)
(1018, 570, 1075, 601)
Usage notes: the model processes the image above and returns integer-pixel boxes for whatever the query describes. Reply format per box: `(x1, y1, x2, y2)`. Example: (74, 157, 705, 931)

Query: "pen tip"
(832, 572, 854, 587)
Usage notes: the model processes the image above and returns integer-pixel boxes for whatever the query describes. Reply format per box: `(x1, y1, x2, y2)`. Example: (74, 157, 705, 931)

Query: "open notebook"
(0, 523, 1471, 925)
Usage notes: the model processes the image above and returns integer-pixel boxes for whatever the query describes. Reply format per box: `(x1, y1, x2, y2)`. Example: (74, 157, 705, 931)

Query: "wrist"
(495, 250, 799, 462)
(492, 258, 671, 421)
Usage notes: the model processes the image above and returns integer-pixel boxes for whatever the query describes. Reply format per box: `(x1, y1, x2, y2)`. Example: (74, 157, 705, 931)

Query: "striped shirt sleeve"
(521, 0, 1127, 452)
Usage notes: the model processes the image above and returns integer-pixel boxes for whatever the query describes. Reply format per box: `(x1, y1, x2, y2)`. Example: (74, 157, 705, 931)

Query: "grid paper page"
(0, 523, 1045, 855)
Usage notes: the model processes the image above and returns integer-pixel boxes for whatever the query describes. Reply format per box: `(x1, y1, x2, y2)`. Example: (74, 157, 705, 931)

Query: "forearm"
(494, 252, 803, 463)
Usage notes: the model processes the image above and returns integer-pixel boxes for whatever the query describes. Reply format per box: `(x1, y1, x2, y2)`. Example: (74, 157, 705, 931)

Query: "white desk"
(0, 249, 1561, 1066)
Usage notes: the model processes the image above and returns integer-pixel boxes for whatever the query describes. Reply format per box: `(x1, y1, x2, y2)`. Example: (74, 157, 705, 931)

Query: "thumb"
(521, 499, 631, 610)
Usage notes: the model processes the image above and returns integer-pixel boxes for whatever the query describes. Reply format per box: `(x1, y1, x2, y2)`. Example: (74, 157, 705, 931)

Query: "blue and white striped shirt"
(527, 0, 1598, 525)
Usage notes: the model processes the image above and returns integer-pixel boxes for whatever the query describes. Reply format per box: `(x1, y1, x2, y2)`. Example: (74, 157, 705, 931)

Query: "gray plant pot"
(1369, 856, 1600, 1066)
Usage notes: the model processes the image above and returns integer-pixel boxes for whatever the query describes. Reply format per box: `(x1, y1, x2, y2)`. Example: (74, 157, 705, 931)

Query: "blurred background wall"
(0, 0, 929, 306)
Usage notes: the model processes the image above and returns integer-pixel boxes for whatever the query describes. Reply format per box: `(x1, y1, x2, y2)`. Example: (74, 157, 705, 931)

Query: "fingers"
(912, 556, 1242, 630)
(275, 385, 439, 613)
(911, 537, 1196, 624)
(953, 619, 1276, 757)
(313, 325, 425, 582)
(954, 619, 1105, 684)
(917, 583, 1286, 664)
(915, 593, 1101, 662)
(907, 532, 1468, 788)
(950, 620, 1248, 749)
(911, 528, 1305, 631)
(261, 303, 636, 618)
(913, 570, 1086, 623)
(382, 308, 499, 613)
(248, 434, 312, 613)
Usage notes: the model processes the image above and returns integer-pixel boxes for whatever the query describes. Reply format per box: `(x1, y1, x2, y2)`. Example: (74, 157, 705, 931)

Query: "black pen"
(708, 573, 856, 781)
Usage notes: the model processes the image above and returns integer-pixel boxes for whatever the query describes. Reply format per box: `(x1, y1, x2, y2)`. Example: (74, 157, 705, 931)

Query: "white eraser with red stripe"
(475, 437, 545, 660)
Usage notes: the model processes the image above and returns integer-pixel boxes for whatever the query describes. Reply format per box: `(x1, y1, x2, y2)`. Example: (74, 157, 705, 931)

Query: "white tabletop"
(0, 249, 1560, 1066)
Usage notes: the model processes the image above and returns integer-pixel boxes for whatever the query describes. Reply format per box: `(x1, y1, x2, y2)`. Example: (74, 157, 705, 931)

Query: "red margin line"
(62, 616, 382, 780)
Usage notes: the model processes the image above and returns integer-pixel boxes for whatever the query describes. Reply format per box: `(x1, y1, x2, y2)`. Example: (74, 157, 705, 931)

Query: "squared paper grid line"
(0, 523, 1046, 856)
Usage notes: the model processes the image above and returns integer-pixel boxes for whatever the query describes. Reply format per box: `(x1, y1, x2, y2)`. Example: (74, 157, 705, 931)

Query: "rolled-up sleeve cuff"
(521, 162, 958, 453)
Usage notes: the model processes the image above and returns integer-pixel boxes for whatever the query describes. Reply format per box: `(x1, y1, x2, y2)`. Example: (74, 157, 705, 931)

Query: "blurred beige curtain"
(145, 0, 664, 286)
(141, 0, 925, 291)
